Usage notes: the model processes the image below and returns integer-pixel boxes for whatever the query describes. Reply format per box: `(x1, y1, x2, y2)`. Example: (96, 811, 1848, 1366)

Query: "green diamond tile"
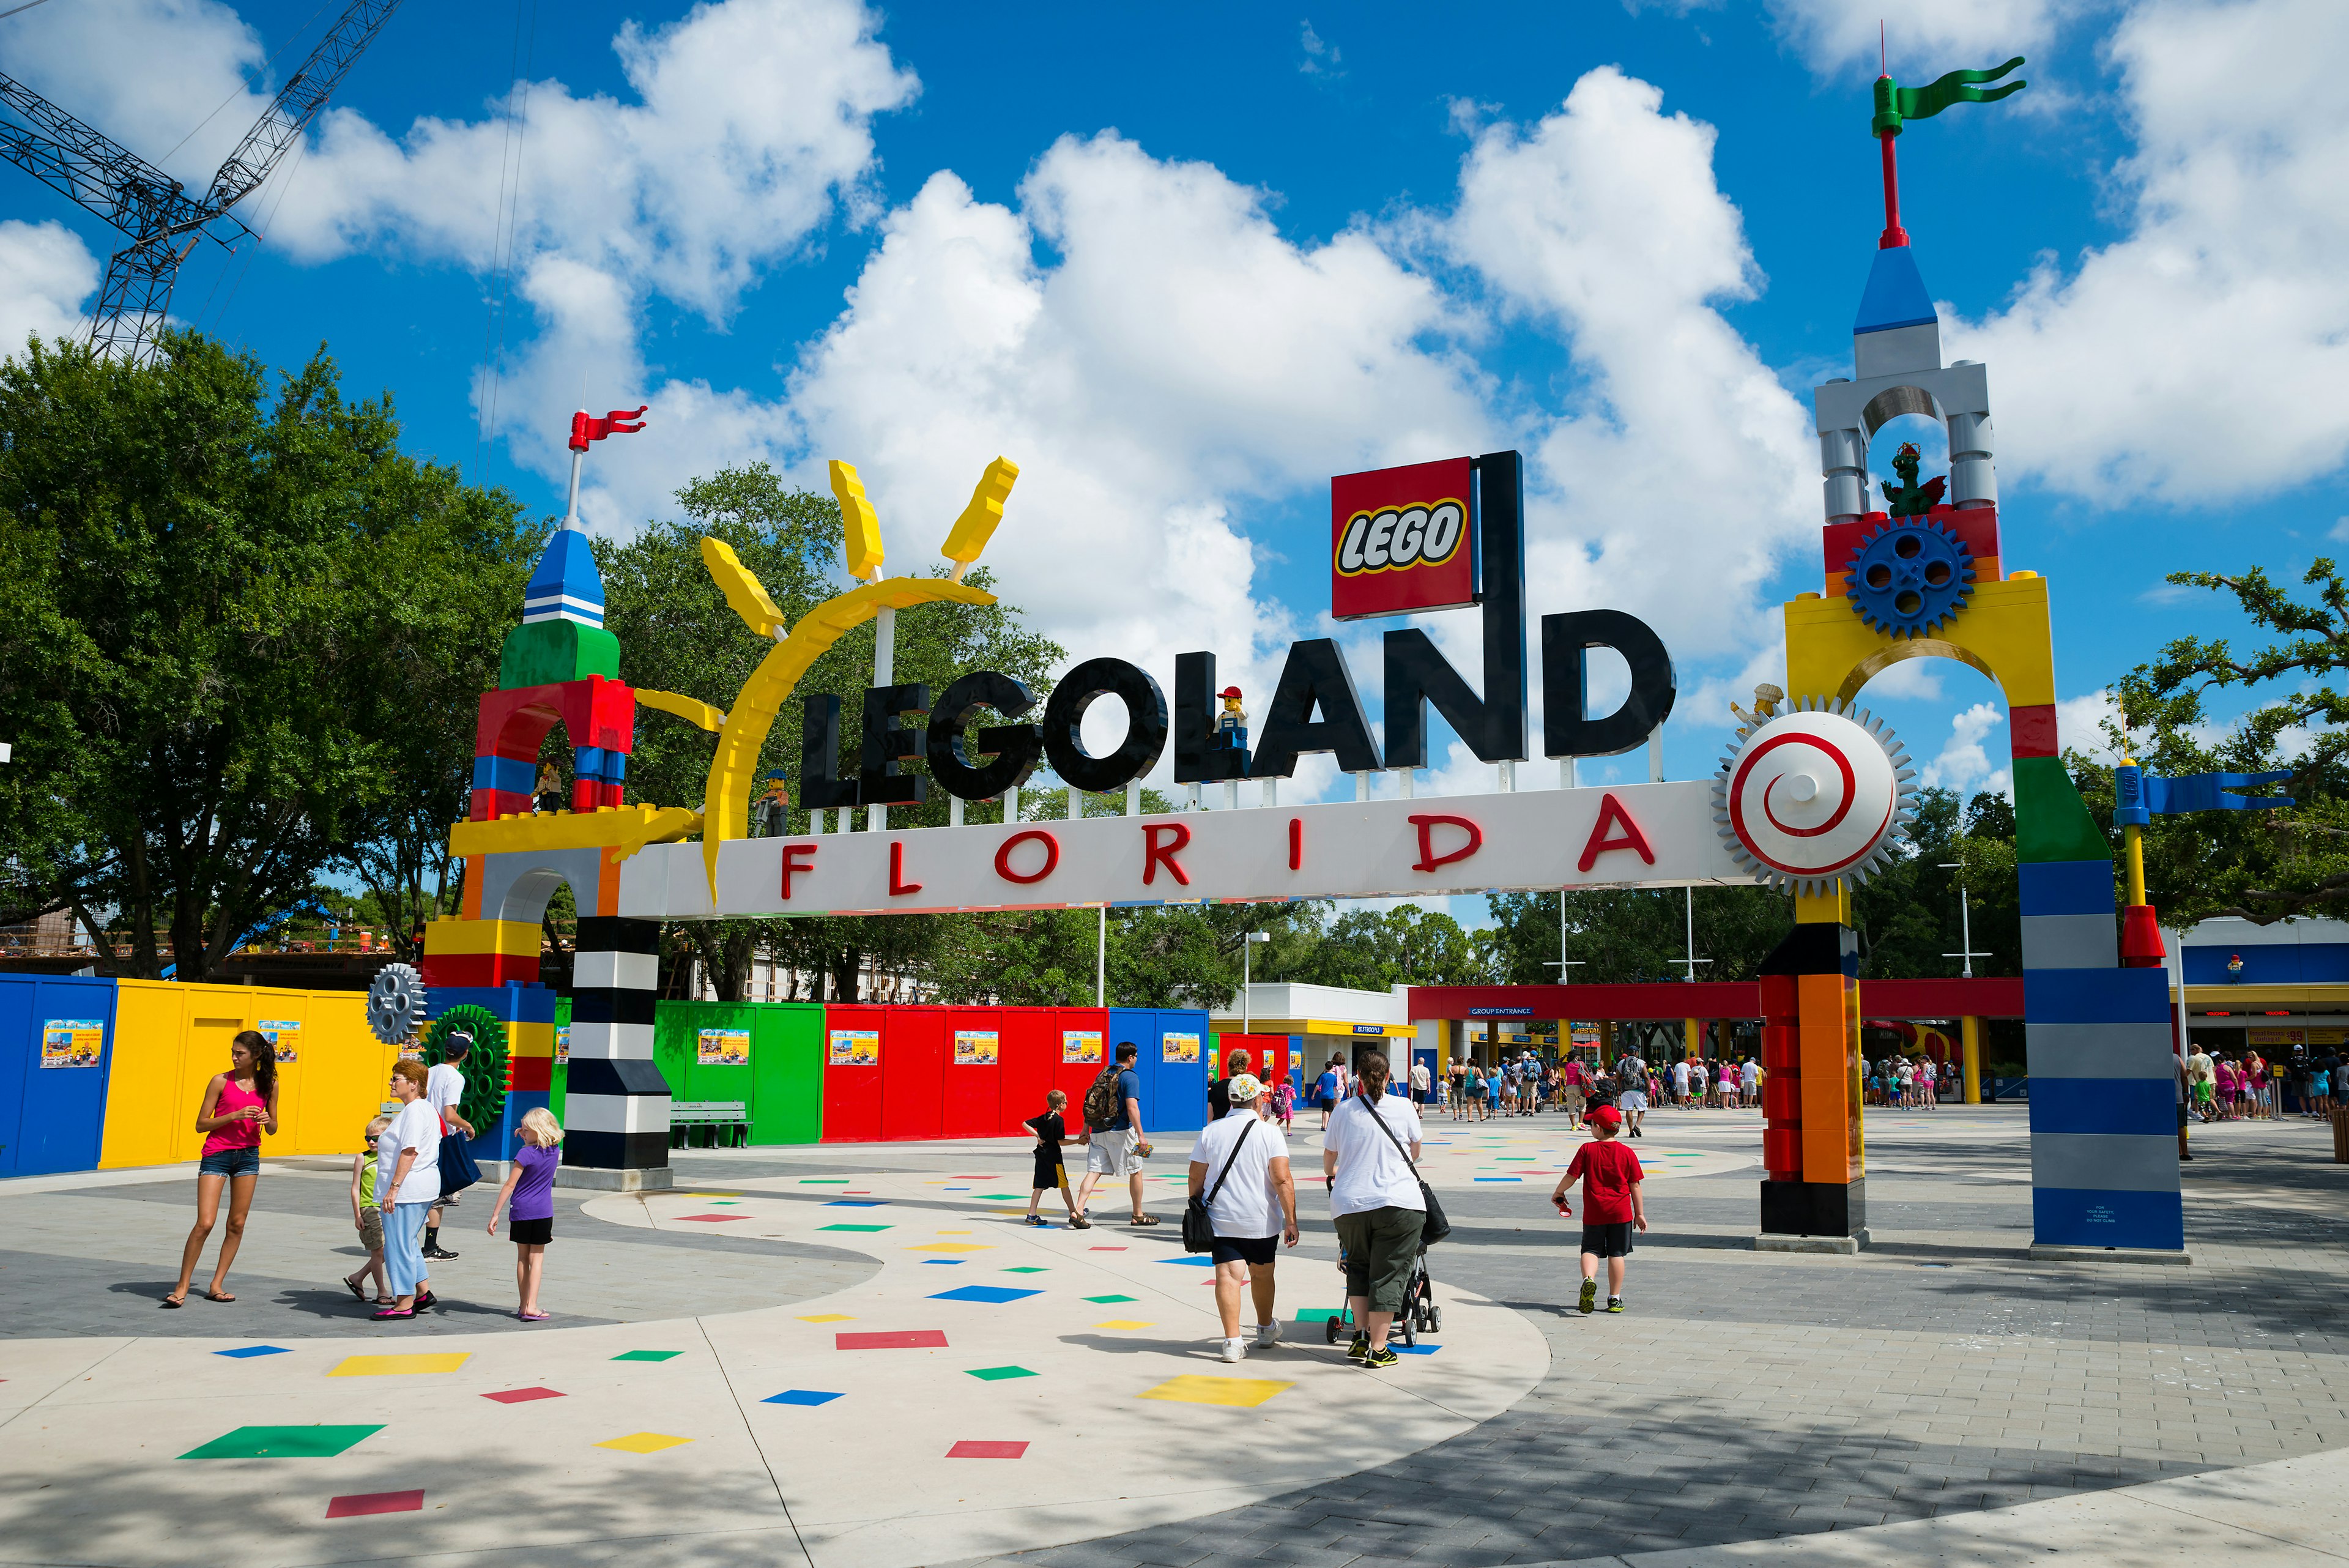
(818, 1223, 891, 1232)
(1003, 1266, 1048, 1273)
(965, 1365, 1037, 1381)
(612, 1350, 683, 1362)
(179, 1424, 383, 1460)
(1083, 1294, 1137, 1304)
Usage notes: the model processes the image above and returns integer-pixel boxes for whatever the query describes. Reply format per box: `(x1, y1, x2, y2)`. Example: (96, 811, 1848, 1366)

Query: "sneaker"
(1606, 1297, 1624, 1313)
(1023, 1214, 1048, 1227)
(1346, 1332, 1370, 1362)
(1578, 1279, 1597, 1315)
(1362, 1346, 1400, 1370)
(414, 1290, 438, 1312)
(1220, 1337, 1247, 1363)
(1255, 1321, 1282, 1351)
(422, 1246, 460, 1260)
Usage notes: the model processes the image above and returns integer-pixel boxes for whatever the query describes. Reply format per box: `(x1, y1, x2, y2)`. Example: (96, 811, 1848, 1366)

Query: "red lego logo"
(1330, 456, 1477, 620)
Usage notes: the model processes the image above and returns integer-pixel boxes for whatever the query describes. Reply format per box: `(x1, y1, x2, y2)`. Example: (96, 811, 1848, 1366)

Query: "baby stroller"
(1323, 1239, 1441, 1348)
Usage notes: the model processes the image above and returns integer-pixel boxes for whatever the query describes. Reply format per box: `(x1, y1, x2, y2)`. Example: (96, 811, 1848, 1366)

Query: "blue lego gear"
(1844, 517, 1975, 639)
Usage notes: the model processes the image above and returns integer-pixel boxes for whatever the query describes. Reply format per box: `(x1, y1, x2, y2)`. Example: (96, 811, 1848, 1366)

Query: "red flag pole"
(1877, 110, 1908, 248)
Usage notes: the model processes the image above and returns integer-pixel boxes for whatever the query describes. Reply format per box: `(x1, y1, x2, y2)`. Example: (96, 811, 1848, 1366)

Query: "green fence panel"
(750, 1003, 826, 1145)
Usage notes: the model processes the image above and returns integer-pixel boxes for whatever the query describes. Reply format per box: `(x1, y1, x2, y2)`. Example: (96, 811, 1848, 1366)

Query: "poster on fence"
(258, 1019, 300, 1063)
(697, 1027, 751, 1066)
(1160, 1031, 1200, 1065)
(828, 1028, 879, 1067)
(954, 1030, 999, 1066)
(1061, 1030, 1102, 1065)
(40, 1019, 102, 1068)
(555, 1025, 570, 1065)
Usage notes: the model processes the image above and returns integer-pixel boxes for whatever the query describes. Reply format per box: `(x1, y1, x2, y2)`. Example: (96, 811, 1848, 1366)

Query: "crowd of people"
(1865, 1055, 1955, 1109)
(166, 1028, 564, 1321)
(2183, 1041, 2342, 1121)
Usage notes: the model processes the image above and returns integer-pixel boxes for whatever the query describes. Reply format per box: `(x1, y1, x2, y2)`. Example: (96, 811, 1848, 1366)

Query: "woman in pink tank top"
(166, 1030, 279, 1308)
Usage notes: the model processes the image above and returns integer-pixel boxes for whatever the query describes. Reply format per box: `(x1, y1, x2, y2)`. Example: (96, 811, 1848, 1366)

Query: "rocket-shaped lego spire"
(521, 529, 607, 629)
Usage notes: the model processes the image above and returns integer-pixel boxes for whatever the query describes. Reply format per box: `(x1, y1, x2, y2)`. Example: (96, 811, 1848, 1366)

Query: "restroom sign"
(1330, 456, 1477, 620)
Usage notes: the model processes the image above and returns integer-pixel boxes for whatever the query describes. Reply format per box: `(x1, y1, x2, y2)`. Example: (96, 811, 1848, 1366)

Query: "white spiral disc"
(1712, 702, 1913, 894)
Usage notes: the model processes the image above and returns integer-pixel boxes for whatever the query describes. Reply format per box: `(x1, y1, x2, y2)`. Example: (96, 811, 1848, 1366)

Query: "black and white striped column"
(562, 916, 672, 1189)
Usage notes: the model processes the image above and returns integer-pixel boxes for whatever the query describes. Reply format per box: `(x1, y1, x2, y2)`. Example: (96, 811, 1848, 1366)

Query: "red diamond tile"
(947, 1440, 1028, 1459)
(481, 1387, 565, 1404)
(327, 1490, 423, 1519)
(836, 1329, 949, 1350)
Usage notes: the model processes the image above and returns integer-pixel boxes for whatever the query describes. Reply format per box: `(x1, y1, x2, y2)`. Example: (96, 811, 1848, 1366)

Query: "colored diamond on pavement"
(965, 1365, 1036, 1381)
(595, 1432, 692, 1454)
(1085, 1294, 1138, 1304)
(820, 1224, 891, 1232)
(948, 1440, 1028, 1458)
(839, 1330, 949, 1350)
(612, 1350, 682, 1362)
(328, 1354, 470, 1377)
(179, 1425, 383, 1460)
(677, 1214, 746, 1222)
(929, 1286, 1040, 1304)
(764, 1389, 845, 1406)
(798, 1314, 855, 1323)
(1093, 1320, 1154, 1330)
(213, 1345, 289, 1359)
(325, 1489, 423, 1518)
(483, 1387, 565, 1403)
(1138, 1376, 1294, 1409)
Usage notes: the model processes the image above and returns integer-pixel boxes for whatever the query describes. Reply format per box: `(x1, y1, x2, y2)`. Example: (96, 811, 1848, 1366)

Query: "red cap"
(1588, 1104, 1622, 1129)
(1219, 686, 1242, 699)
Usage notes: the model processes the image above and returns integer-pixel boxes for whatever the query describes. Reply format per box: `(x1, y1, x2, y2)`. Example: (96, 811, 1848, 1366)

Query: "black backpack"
(1083, 1063, 1124, 1132)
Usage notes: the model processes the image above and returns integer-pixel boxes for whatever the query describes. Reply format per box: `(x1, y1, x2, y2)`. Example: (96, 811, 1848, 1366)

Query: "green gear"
(424, 1005, 510, 1135)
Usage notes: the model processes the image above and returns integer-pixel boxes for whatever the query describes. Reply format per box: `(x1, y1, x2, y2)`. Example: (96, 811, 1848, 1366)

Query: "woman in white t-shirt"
(374, 1060, 443, 1320)
(1320, 1051, 1424, 1372)
(1186, 1075, 1298, 1364)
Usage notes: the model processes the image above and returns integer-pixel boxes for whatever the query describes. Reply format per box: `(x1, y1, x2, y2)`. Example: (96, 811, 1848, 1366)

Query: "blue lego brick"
(2032, 1187, 2184, 1252)
(522, 528, 606, 619)
(604, 751, 627, 782)
(471, 755, 536, 795)
(2024, 1077, 2175, 1137)
(2019, 860, 2113, 918)
(575, 745, 606, 777)
(2022, 966, 2172, 1025)
(1854, 244, 1937, 335)
(426, 981, 559, 1025)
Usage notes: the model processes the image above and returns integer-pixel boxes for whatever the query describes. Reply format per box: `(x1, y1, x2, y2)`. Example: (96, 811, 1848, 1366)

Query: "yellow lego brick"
(636, 686, 727, 732)
(940, 456, 1019, 574)
(508, 1020, 555, 1060)
(1793, 888, 1850, 926)
(699, 537, 789, 639)
(450, 802, 700, 862)
(1784, 573, 2055, 710)
(419, 919, 543, 957)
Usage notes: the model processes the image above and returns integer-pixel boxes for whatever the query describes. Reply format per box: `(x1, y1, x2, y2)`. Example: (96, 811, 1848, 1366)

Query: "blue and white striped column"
(561, 915, 672, 1189)
(2021, 858, 2183, 1253)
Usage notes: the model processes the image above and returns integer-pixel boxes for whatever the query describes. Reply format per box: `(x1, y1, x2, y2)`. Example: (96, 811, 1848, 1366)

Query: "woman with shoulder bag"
(1321, 1051, 1429, 1370)
(1185, 1075, 1298, 1364)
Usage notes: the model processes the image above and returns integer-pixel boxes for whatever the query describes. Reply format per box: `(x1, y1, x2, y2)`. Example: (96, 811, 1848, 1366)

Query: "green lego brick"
(499, 620, 621, 689)
(2014, 755, 2110, 864)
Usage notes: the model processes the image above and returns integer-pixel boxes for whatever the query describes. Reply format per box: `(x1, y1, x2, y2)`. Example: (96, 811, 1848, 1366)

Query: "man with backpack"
(1078, 1042, 1159, 1227)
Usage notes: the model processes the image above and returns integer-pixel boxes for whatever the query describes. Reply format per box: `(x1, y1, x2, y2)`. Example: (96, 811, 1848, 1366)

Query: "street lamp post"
(1938, 861, 1992, 978)
(1242, 931, 1271, 1031)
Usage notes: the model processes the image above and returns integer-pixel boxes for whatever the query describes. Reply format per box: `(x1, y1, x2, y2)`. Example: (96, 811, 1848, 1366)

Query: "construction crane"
(0, 0, 403, 365)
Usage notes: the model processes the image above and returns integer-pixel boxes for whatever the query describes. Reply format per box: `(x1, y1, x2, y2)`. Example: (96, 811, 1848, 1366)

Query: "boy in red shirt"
(1551, 1104, 1646, 1313)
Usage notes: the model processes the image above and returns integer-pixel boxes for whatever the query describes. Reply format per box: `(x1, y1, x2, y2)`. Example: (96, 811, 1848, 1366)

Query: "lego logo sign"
(1330, 456, 1478, 620)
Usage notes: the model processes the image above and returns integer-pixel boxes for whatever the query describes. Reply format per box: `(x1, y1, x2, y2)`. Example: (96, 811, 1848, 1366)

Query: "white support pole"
(1498, 759, 1515, 792)
(1004, 784, 1020, 823)
(1065, 786, 1081, 820)
(1354, 771, 1371, 801)
(1400, 770, 1416, 799)
(1096, 905, 1107, 1005)
(1262, 778, 1278, 808)
(869, 606, 896, 833)
(949, 794, 965, 828)
(1223, 779, 1239, 809)
(562, 443, 585, 531)
(1649, 729, 1664, 784)
(1560, 757, 1576, 789)
(1125, 779, 1141, 816)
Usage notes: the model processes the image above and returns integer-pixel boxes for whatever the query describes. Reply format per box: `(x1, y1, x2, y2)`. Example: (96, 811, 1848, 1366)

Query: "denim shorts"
(199, 1146, 260, 1178)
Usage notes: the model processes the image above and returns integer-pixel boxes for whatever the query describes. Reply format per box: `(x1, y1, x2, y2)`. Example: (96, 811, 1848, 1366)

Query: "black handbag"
(1357, 1094, 1450, 1245)
(1182, 1119, 1254, 1254)
(435, 1112, 481, 1198)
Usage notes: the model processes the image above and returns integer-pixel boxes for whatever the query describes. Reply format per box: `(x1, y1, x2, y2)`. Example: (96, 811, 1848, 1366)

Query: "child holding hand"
(342, 1115, 393, 1304)
(1022, 1090, 1088, 1228)
(1551, 1103, 1646, 1315)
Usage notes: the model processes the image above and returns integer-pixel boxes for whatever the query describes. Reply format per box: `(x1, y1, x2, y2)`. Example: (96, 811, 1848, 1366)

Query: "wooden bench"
(669, 1100, 749, 1148)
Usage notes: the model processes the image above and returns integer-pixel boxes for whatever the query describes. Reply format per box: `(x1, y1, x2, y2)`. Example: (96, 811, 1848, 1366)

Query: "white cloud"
(1760, 0, 2093, 75)
(0, 0, 270, 185)
(0, 220, 98, 355)
(1299, 20, 1343, 78)
(2057, 687, 2123, 759)
(1444, 68, 1817, 664)
(1920, 700, 2012, 798)
(1948, 0, 2349, 505)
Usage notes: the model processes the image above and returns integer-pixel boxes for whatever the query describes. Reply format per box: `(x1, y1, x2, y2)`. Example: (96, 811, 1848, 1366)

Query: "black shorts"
(510, 1216, 552, 1246)
(1580, 1221, 1633, 1258)
(1032, 1150, 1067, 1191)
(1209, 1234, 1279, 1266)
(1411, 1090, 1429, 1104)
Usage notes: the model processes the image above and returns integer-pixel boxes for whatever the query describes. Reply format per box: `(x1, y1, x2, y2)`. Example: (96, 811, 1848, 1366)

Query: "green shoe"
(1362, 1346, 1400, 1370)
(1346, 1332, 1370, 1362)
(1605, 1297, 1625, 1313)
(1578, 1279, 1597, 1315)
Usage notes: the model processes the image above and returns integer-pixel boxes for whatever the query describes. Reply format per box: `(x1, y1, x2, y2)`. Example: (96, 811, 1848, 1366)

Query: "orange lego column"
(1757, 893, 1866, 1241)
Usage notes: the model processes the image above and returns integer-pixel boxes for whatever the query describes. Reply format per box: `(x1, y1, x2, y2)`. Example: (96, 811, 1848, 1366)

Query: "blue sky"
(4, 0, 2342, 851)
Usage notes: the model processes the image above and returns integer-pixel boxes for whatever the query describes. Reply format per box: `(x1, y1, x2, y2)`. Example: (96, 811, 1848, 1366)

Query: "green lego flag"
(1872, 58, 2027, 137)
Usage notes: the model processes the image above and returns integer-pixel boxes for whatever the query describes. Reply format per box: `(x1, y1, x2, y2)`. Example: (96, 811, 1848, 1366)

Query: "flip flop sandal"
(160, 1295, 185, 1309)
(518, 1310, 549, 1321)
(204, 1290, 236, 1303)
(1129, 1214, 1162, 1227)
(342, 1276, 366, 1302)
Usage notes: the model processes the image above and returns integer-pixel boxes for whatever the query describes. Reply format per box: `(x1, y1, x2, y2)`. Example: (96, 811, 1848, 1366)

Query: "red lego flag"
(568, 406, 649, 451)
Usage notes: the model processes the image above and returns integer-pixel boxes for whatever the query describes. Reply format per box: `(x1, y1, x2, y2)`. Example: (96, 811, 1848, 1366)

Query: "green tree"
(1483, 885, 1791, 985)
(2115, 559, 2349, 923)
(0, 332, 529, 978)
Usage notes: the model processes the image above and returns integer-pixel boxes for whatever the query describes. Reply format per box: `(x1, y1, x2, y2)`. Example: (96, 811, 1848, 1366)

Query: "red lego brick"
(2009, 703, 2058, 758)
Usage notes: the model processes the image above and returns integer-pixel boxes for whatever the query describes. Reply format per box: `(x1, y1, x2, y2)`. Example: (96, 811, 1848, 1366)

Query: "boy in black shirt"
(1023, 1090, 1089, 1228)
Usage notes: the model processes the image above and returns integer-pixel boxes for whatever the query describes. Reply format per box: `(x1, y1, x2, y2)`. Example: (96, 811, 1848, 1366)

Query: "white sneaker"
(1254, 1321, 1282, 1350)
(1220, 1337, 1247, 1362)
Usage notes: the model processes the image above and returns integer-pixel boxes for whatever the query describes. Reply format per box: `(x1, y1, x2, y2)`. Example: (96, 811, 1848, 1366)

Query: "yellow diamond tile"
(328, 1353, 471, 1377)
(1138, 1375, 1294, 1409)
(906, 1243, 992, 1254)
(797, 1313, 855, 1323)
(937, 1229, 973, 1235)
(595, 1432, 693, 1454)
(1093, 1320, 1155, 1331)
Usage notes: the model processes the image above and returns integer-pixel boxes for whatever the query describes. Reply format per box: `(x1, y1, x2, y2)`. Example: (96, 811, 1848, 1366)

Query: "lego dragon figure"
(1881, 441, 1947, 518)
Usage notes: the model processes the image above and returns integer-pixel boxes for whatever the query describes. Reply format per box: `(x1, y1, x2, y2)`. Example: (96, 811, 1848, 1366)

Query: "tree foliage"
(2115, 559, 2349, 924)
(0, 332, 529, 976)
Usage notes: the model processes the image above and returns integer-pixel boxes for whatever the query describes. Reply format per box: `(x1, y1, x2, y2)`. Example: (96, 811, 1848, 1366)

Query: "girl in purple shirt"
(488, 1108, 563, 1321)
